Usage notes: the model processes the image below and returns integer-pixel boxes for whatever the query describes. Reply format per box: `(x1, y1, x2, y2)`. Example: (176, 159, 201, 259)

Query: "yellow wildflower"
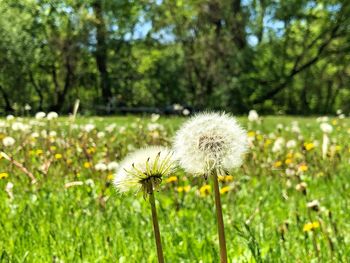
(66, 159, 73, 165)
(285, 158, 293, 165)
(286, 152, 293, 159)
(55, 153, 62, 159)
(0, 172, 9, 179)
(332, 120, 337, 126)
(84, 162, 92, 168)
(177, 186, 184, 193)
(220, 186, 230, 195)
(107, 174, 114, 181)
(247, 131, 255, 137)
(225, 175, 234, 182)
(304, 142, 314, 151)
(335, 145, 341, 151)
(264, 139, 272, 147)
(183, 185, 191, 192)
(274, 161, 282, 168)
(218, 175, 225, 182)
(257, 134, 263, 141)
(199, 185, 211, 196)
(303, 221, 320, 232)
(166, 176, 178, 183)
(36, 149, 43, 156)
(298, 164, 308, 173)
(87, 147, 96, 154)
(50, 146, 57, 151)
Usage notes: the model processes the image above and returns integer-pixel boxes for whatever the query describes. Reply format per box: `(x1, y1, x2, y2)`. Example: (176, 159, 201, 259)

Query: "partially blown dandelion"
(174, 112, 248, 263)
(114, 146, 175, 263)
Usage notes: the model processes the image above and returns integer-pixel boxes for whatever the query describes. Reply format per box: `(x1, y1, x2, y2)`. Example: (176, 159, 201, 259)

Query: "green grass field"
(1, 115, 349, 262)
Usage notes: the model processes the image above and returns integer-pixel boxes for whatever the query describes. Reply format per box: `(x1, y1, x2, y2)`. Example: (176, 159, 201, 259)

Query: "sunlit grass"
(0, 115, 349, 262)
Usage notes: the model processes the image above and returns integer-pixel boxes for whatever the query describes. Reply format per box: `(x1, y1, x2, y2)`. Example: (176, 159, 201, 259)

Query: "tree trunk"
(0, 84, 13, 113)
(93, 0, 112, 104)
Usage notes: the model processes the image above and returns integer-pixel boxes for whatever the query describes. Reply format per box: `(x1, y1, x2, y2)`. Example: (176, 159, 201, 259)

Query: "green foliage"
(0, 0, 350, 114)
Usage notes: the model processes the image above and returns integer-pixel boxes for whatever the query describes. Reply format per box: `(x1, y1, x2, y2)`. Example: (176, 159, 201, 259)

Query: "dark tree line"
(0, 0, 350, 115)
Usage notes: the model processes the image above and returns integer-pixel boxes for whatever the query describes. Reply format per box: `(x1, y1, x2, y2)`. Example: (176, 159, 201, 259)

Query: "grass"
(0, 115, 350, 262)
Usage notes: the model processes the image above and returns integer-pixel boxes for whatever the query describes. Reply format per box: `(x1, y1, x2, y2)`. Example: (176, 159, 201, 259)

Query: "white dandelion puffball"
(35, 112, 46, 119)
(114, 146, 175, 194)
(47, 111, 58, 120)
(320, 123, 333, 134)
(95, 162, 107, 171)
(3, 136, 16, 147)
(286, 140, 297, 149)
(173, 112, 248, 176)
(248, 110, 259, 122)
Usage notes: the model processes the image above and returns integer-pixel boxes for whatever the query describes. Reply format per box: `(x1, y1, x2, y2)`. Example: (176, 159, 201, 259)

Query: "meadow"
(0, 114, 349, 262)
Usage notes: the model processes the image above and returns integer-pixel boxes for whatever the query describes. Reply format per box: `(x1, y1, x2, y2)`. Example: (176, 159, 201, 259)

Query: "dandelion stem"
(149, 187, 165, 263)
(212, 169, 228, 263)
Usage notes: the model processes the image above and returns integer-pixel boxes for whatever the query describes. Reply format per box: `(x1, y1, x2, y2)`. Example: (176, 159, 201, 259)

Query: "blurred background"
(0, 0, 349, 115)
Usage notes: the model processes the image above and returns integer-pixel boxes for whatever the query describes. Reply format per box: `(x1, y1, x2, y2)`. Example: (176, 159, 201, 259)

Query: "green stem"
(212, 169, 228, 263)
(149, 187, 165, 263)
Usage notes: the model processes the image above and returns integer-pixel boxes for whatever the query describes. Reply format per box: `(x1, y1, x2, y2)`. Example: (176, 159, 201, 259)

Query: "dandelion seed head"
(35, 112, 46, 119)
(3, 136, 15, 147)
(173, 112, 248, 176)
(248, 110, 259, 122)
(320, 123, 333, 134)
(47, 111, 59, 120)
(114, 146, 175, 195)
